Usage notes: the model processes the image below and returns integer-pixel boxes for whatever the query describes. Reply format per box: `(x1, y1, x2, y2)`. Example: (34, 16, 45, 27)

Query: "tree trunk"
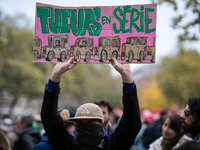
(8, 97, 18, 117)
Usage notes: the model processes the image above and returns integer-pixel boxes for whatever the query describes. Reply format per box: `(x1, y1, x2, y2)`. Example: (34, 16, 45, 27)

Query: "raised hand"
(50, 57, 76, 82)
(111, 57, 133, 83)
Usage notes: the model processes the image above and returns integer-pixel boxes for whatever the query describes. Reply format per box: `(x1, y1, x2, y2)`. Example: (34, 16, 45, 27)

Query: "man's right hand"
(50, 57, 76, 82)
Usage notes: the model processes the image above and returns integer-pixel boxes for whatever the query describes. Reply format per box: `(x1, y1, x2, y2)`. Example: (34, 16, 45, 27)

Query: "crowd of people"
(0, 115, 39, 150)
(132, 96, 200, 150)
(0, 102, 120, 150)
(0, 57, 200, 150)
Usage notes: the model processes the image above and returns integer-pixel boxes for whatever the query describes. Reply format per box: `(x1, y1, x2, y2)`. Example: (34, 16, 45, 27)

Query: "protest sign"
(33, 3, 157, 63)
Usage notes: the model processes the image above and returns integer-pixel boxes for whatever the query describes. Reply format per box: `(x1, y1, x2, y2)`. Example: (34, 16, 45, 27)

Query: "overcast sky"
(0, 0, 199, 74)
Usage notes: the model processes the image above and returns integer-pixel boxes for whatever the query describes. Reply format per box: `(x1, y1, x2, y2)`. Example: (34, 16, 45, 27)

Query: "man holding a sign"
(41, 57, 141, 150)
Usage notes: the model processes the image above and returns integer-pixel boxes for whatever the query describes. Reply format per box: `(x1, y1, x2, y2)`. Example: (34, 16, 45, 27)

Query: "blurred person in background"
(58, 108, 76, 135)
(32, 108, 76, 150)
(33, 114, 45, 136)
(143, 108, 168, 149)
(149, 114, 192, 150)
(0, 118, 17, 149)
(13, 115, 41, 150)
(109, 110, 120, 132)
(94, 99, 114, 134)
(174, 140, 200, 150)
(131, 109, 154, 150)
(0, 130, 11, 150)
(182, 96, 200, 142)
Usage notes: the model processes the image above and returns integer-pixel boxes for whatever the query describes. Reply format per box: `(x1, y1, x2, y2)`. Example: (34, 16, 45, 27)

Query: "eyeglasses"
(184, 109, 191, 117)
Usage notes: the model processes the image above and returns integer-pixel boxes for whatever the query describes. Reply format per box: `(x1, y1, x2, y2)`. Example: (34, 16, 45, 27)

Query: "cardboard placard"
(33, 3, 157, 63)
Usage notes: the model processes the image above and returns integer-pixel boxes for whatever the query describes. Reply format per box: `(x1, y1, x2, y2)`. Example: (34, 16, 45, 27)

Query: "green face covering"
(74, 123, 104, 150)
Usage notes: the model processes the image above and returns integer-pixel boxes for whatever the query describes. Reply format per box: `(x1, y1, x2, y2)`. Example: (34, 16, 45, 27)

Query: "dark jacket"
(32, 132, 53, 150)
(143, 118, 164, 149)
(41, 87, 141, 150)
(14, 127, 41, 150)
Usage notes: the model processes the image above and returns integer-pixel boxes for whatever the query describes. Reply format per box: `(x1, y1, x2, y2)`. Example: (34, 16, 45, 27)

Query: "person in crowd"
(132, 109, 154, 150)
(58, 108, 76, 135)
(32, 108, 76, 150)
(143, 108, 168, 149)
(41, 57, 141, 150)
(174, 141, 200, 150)
(13, 115, 41, 150)
(0, 118, 18, 149)
(149, 114, 192, 150)
(33, 114, 44, 136)
(109, 110, 120, 131)
(94, 99, 114, 134)
(182, 96, 200, 142)
(0, 130, 11, 150)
